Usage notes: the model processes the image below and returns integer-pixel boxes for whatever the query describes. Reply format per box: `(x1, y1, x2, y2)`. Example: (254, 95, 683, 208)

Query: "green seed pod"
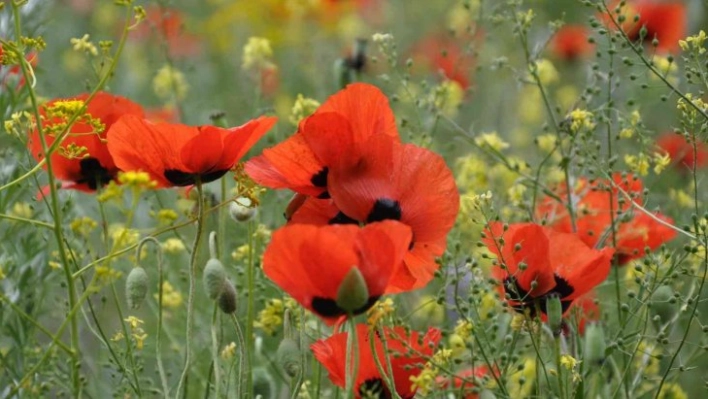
(125, 266, 149, 310)
(650, 285, 674, 325)
(218, 279, 238, 314)
(252, 367, 276, 399)
(584, 323, 606, 366)
(335, 267, 369, 314)
(203, 258, 227, 299)
(546, 295, 563, 336)
(276, 337, 302, 378)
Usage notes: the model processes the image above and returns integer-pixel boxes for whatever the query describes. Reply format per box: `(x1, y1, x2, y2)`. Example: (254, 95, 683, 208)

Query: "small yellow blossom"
(508, 358, 536, 398)
(432, 80, 465, 117)
(242, 37, 274, 71)
(533, 58, 558, 86)
(669, 189, 693, 208)
(221, 342, 237, 360)
(48, 261, 62, 270)
(289, 94, 321, 126)
(453, 319, 474, 339)
(555, 85, 578, 112)
(118, 170, 158, 189)
(507, 183, 527, 205)
(619, 128, 634, 139)
(254, 298, 298, 335)
(366, 298, 396, 327)
(679, 30, 707, 54)
(153, 65, 189, 101)
(624, 153, 650, 176)
(133, 331, 148, 350)
(455, 156, 488, 189)
(70, 216, 97, 237)
(9, 202, 33, 219)
(231, 244, 250, 262)
(70, 34, 98, 56)
(162, 238, 186, 254)
(652, 151, 671, 174)
(536, 133, 557, 153)
(156, 281, 183, 308)
(475, 132, 509, 152)
(567, 108, 595, 133)
(110, 225, 140, 249)
(97, 180, 124, 203)
(153, 209, 179, 225)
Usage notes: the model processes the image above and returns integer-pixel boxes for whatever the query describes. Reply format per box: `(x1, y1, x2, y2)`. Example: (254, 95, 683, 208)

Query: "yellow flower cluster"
(70, 216, 98, 237)
(221, 342, 237, 360)
(70, 34, 98, 56)
(567, 109, 595, 134)
(475, 132, 510, 152)
(242, 37, 274, 71)
(3, 111, 33, 139)
(289, 94, 321, 126)
(123, 316, 148, 350)
(366, 298, 395, 328)
(254, 297, 297, 335)
(156, 281, 183, 308)
(679, 30, 707, 54)
(409, 348, 452, 395)
(161, 238, 186, 254)
(153, 65, 189, 102)
(118, 170, 158, 189)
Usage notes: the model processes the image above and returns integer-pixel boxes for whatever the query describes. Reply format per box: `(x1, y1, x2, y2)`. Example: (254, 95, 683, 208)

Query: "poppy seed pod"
(229, 197, 257, 222)
(546, 295, 563, 336)
(218, 280, 238, 314)
(276, 337, 301, 378)
(650, 285, 675, 325)
(126, 266, 149, 310)
(335, 267, 370, 315)
(203, 258, 227, 299)
(584, 323, 606, 366)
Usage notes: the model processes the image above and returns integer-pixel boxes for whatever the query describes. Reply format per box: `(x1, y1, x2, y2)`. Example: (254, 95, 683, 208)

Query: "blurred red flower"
(536, 173, 676, 265)
(312, 324, 441, 399)
(566, 292, 600, 336)
(551, 25, 595, 61)
(483, 222, 613, 316)
(410, 32, 475, 90)
(130, 6, 202, 58)
(656, 132, 708, 171)
(263, 221, 412, 323)
(27, 92, 145, 192)
(107, 114, 276, 187)
(602, 0, 686, 53)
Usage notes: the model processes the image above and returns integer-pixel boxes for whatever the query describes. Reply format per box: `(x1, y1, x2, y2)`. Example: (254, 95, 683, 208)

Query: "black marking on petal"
(328, 211, 359, 225)
(164, 169, 230, 186)
(366, 198, 402, 223)
(76, 157, 113, 190)
(550, 274, 574, 299)
(310, 295, 381, 318)
(311, 167, 329, 188)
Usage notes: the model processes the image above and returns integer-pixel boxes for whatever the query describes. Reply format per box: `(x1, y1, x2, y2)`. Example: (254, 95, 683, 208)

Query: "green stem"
(230, 314, 248, 399)
(211, 304, 221, 398)
(245, 220, 256, 398)
(344, 318, 360, 399)
(176, 181, 206, 397)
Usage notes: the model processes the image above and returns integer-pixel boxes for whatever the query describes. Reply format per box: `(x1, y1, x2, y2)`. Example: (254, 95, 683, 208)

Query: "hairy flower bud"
(203, 258, 227, 299)
(335, 267, 369, 315)
(276, 337, 302, 378)
(546, 295, 563, 336)
(229, 197, 257, 222)
(125, 266, 148, 310)
(584, 323, 606, 366)
(218, 279, 238, 314)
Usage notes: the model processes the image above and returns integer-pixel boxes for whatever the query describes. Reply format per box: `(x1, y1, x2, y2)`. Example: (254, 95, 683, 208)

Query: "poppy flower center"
(504, 274, 575, 316)
(358, 378, 392, 399)
(366, 198, 402, 223)
(77, 157, 113, 190)
(310, 295, 380, 318)
(328, 211, 359, 225)
(164, 169, 230, 186)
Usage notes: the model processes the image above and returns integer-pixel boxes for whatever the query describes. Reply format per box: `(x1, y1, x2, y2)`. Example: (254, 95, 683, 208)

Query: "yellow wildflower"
(533, 58, 558, 86)
(156, 281, 183, 308)
(162, 238, 186, 254)
(221, 342, 237, 360)
(366, 298, 396, 327)
(10, 202, 33, 219)
(242, 37, 274, 71)
(679, 30, 707, 53)
(289, 94, 321, 126)
(70, 216, 97, 237)
(475, 132, 509, 152)
(70, 34, 98, 56)
(624, 153, 650, 176)
(153, 65, 189, 101)
(567, 108, 595, 133)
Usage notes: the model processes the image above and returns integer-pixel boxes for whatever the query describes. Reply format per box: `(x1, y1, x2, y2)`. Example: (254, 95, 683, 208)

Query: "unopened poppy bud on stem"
(218, 280, 238, 314)
(229, 197, 257, 222)
(203, 258, 227, 299)
(126, 266, 149, 310)
(335, 267, 369, 315)
(276, 337, 301, 378)
(546, 295, 563, 336)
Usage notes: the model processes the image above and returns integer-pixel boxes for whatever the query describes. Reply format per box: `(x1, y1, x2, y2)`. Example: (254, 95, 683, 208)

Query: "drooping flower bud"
(335, 267, 369, 315)
(276, 337, 301, 378)
(584, 323, 606, 366)
(546, 295, 563, 336)
(218, 279, 238, 314)
(229, 197, 257, 223)
(126, 266, 149, 310)
(203, 258, 227, 299)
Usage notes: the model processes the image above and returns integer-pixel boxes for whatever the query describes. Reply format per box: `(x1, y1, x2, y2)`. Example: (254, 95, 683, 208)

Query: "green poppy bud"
(203, 258, 227, 299)
(218, 280, 238, 314)
(650, 285, 674, 325)
(126, 266, 149, 310)
(335, 267, 369, 315)
(584, 323, 606, 366)
(546, 295, 563, 336)
(276, 337, 301, 378)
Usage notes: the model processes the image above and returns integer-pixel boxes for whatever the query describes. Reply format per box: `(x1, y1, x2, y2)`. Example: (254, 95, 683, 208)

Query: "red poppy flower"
(130, 6, 202, 58)
(27, 92, 145, 192)
(551, 25, 595, 61)
(656, 132, 708, 171)
(312, 324, 441, 399)
(436, 366, 491, 399)
(316, 133, 460, 292)
(410, 32, 475, 90)
(483, 222, 613, 316)
(602, 0, 686, 53)
(536, 173, 676, 265)
(262, 221, 412, 323)
(245, 82, 399, 198)
(106, 114, 276, 188)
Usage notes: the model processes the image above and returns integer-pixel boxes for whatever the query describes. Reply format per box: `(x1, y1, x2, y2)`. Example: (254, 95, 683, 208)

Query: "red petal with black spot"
(262, 221, 411, 323)
(244, 82, 399, 197)
(483, 222, 613, 316)
(106, 114, 276, 188)
(312, 324, 441, 399)
(27, 92, 145, 192)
